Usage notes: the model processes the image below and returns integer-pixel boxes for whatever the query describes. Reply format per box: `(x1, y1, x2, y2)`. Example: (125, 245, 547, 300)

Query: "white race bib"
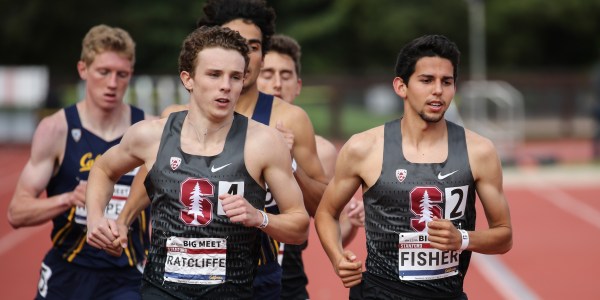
(164, 237, 227, 284)
(398, 232, 460, 281)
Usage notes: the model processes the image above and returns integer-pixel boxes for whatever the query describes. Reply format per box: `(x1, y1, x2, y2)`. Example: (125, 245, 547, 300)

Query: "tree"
(418, 190, 434, 229)
(187, 182, 205, 225)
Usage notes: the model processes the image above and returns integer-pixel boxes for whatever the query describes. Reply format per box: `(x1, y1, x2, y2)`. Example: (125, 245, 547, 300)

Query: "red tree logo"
(409, 186, 443, 232)
(179, 178, 214, 226)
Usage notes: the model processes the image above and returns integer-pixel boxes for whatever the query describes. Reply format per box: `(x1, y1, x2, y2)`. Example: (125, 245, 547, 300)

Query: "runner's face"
(222, 19, 263, 91)
(183, 47, 245, 119)
(397, 56, 455, 123)
(78, 51, 133, 110)
(258, 52, 301, 103)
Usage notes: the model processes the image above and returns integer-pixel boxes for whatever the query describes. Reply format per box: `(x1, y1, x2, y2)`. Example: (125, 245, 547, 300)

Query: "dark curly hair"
(196, 0, 276, 55)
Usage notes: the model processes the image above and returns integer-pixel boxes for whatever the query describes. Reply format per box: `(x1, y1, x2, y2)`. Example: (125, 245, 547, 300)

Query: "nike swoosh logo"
(438, 170, 458, 180)
(211, 163, 232, 172)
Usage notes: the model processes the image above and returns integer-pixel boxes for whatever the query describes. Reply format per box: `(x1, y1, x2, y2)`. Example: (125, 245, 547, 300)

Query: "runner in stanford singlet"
(360, 119, 476, 298)
(141, 111, 267, 299)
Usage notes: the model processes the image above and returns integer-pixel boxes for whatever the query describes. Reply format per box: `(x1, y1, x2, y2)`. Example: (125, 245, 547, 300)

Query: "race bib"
(164, 237, 227, 284)
(277, 242, 285, 265)
(398, 232, 459, 281)
(75, 183, 129, 225)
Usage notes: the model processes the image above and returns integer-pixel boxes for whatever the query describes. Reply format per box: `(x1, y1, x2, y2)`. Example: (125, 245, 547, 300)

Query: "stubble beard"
(419, 111, 445, 123)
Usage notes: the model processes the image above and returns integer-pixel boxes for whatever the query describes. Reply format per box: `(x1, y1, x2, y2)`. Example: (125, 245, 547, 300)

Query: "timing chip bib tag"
(398, 232, 460, 281)
(277, 242, 285, 265)
(164, 237, 227, 285)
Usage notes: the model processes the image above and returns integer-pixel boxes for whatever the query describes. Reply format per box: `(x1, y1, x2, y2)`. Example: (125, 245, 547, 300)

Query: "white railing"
(458, 80, 525, 164)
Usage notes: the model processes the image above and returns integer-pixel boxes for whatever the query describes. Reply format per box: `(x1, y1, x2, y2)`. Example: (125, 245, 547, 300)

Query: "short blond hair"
(80, 24, 135, 66)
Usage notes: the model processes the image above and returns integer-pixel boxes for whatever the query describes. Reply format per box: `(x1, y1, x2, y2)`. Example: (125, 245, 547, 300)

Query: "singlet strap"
(384, 119, 403, 163)
(130, 105, 145, 124)
(251, 92, 274, 125)
(64, 104, 82, 129)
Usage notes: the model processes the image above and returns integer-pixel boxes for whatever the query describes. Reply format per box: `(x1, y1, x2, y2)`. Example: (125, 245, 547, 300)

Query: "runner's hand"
(275, 121, 295, 152)
(219, 194, 262, 227)
(107, 222, 130, 257)
(334, 250, 363, 287)
(87, 218, 121, 253)
(65, 181, 87, 207)
(427, 217, 462, 251)
(346, 198, 365, 227)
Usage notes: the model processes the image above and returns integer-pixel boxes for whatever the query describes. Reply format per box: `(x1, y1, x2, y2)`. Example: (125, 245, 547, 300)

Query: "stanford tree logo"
(409, 186, 443, 232)
(180, 178, 214, 226)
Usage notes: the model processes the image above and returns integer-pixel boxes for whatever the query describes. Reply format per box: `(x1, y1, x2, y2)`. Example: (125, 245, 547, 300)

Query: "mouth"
(426, 100, 446, 112)
(104, 92, 117, 101)
(428, 100, 444, 107)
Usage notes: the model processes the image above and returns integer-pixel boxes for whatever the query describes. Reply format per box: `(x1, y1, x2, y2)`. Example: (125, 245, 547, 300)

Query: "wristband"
(459, 229, 469, 251)
(257, 210, 269, 229)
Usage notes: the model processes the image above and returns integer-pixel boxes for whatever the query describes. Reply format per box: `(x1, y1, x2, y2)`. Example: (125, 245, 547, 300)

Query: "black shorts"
(35, 250, 142, 300)
(140, 277, 254, 300)
(349, 272, 468, 300)
(139, 280, 180, 300)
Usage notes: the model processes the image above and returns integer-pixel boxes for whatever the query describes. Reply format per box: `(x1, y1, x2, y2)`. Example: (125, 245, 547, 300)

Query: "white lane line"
(531, 185, 600, 230)
(472, 254, 540, 300)
(0, 223, 51, 256)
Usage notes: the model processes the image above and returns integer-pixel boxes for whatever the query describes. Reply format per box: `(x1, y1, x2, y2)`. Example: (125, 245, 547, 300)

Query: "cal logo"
(79, 152, 100, 172)
(71, 128, 82, 142)
(170, 157, 182, 171)
(396, 169, 407, 182)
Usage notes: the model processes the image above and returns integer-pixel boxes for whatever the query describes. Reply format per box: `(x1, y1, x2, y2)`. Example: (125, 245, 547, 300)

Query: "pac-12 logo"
(409, 186, 443, 232)
(170, 157, 182, 171)
(180, 178, 214, 226)
(396, 169, 407, 182)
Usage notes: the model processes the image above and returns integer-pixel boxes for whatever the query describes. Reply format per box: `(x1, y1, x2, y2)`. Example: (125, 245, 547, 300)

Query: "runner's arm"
(467, 135, 512, 254)
(315, 135, 366, 286)
(7, 113, 82, 228)
(285, 109, 329, 216)
(428, 133, 512, 254)
(86, 121, 156, 249)
(253, 126, 309, 244)
(115, 103, 187, 226)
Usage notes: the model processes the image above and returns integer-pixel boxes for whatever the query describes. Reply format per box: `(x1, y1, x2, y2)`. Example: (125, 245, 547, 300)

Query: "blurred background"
(1, 0, 600, 165)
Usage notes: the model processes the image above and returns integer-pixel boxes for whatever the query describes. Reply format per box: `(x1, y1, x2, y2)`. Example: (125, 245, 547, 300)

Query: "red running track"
(1, 143, 599, 299)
